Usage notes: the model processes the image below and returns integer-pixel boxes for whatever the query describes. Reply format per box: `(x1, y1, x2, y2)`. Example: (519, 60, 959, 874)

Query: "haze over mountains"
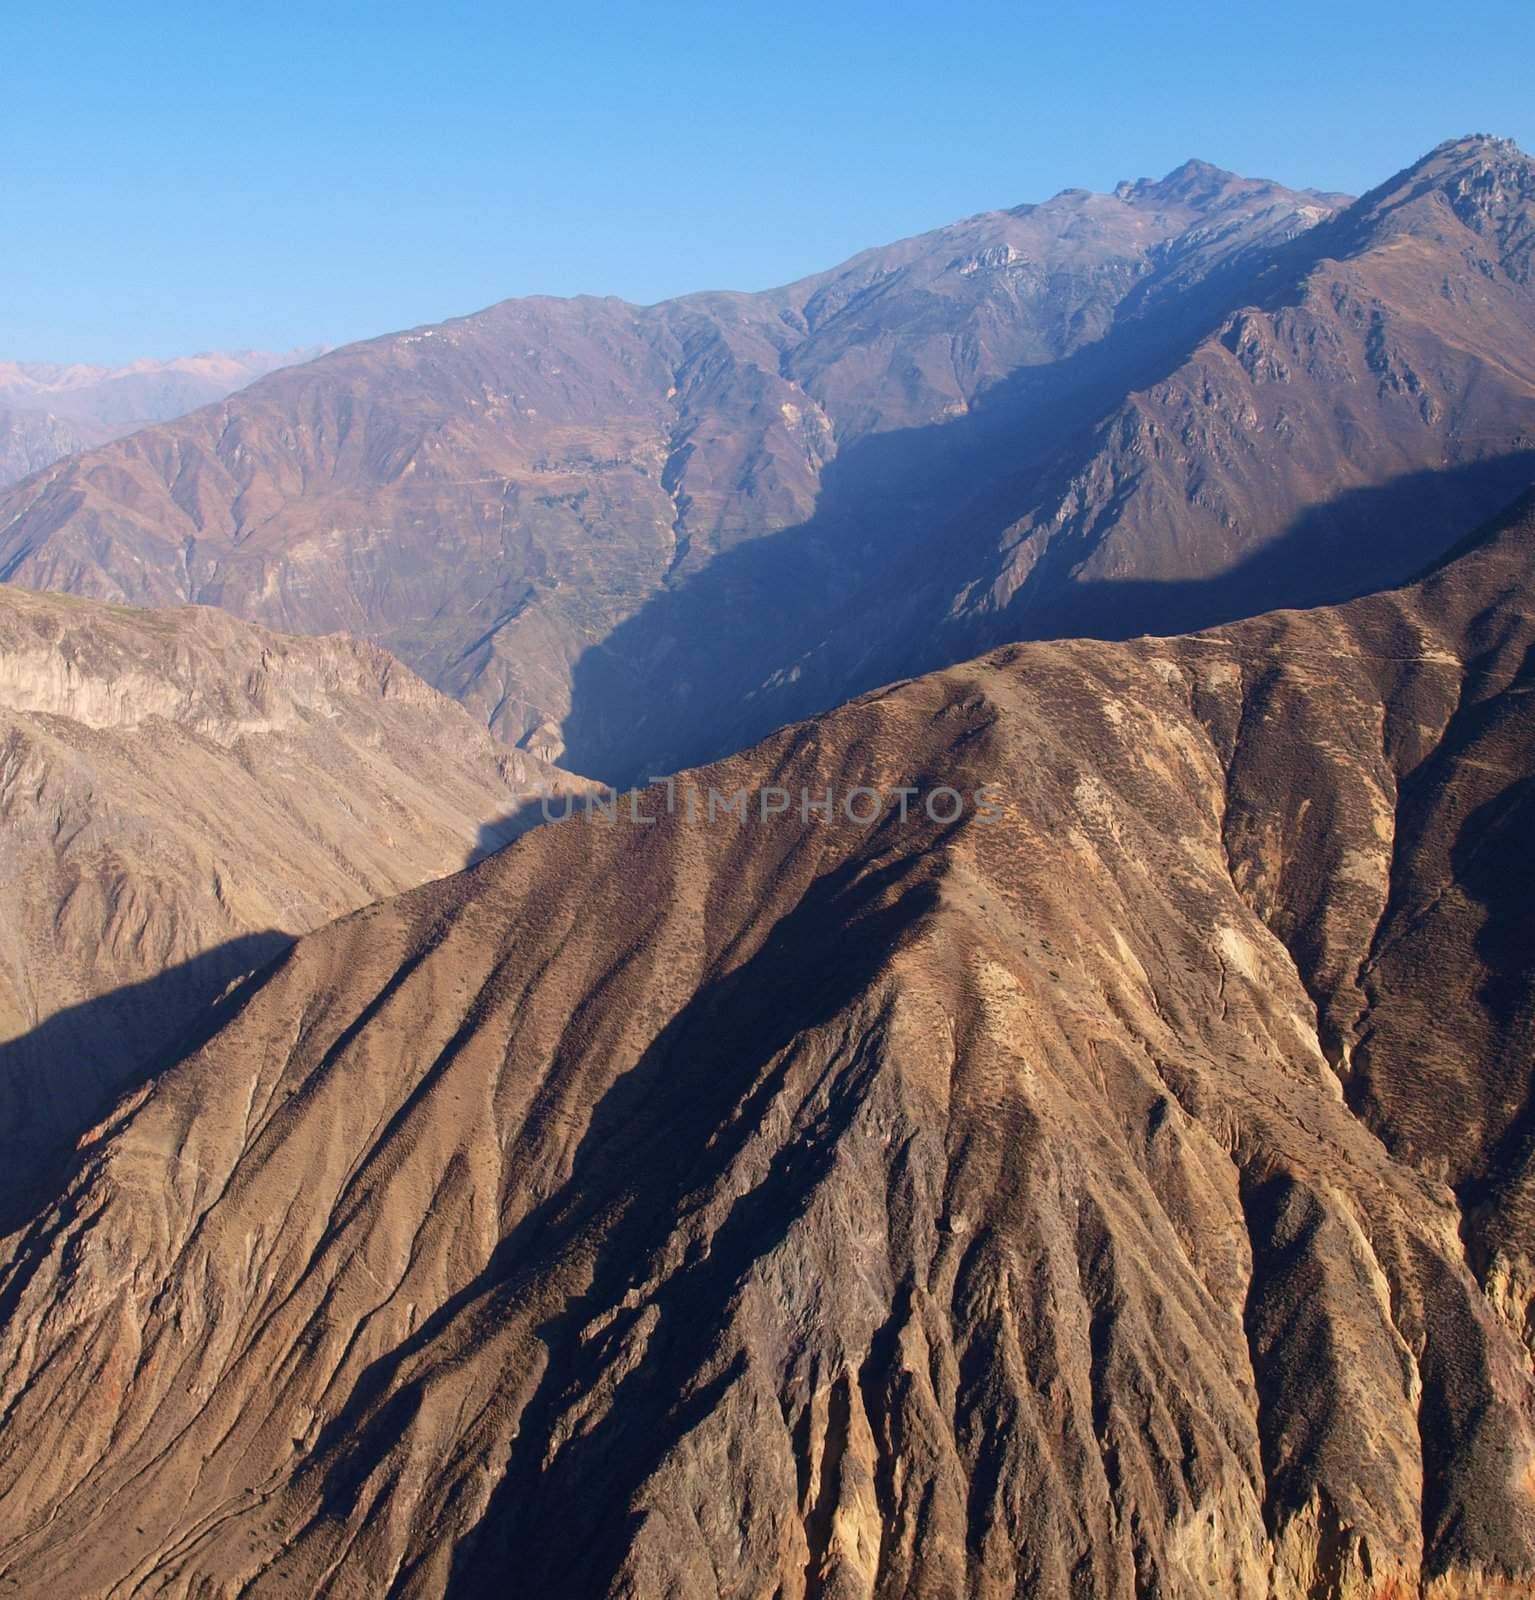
(1, 485, 1531, 1597)
(0, 347, 320, 489)
(0, 585, 578, 1228)
(0, 137, 1531, 785)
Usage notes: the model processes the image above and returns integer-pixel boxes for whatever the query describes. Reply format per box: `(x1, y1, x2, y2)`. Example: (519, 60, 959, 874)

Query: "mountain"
(0, 487, 1531, 1597)
(0, 347, 322, 488)
(0, 140, 1530, 789)
(0, 404, 95, 489)
(569, 135, 1535, 780)
(0, 585, 580, 1228)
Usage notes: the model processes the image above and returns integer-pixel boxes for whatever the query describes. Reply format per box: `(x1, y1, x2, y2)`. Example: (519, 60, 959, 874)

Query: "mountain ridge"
(0, 485, 1530, 1596)
(0, 138, 1530, 789)
(0, 582, 584, 1229)
(0, 346, 323, 489)
(0, 153, 1360, 769)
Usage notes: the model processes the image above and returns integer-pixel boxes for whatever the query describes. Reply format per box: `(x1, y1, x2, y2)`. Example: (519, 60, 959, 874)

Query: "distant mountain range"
(2, 482, 1530, 1597)
(0, 347, 322, 488)
(0, 138, 1530, 785)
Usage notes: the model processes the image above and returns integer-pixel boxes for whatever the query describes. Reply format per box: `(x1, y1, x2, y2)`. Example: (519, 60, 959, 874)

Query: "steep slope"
(0, 586, 580, 1228)
(0, 159, 1349, 771)
(0, 142, 1531, 787)
(567, 135, 1535, 780)
(1, 493, 1531, 1597)
(0, 347, 323, 486)
(970, 134, 1535, 625)
(0, 404, 94, 490)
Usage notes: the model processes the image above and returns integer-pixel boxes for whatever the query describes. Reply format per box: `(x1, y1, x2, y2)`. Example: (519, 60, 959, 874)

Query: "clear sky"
(3, 0, 1531, 363)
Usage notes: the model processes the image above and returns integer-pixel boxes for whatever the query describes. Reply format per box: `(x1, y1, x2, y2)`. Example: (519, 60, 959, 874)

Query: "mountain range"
(1, 133, 1534, 1600)
(0, 137, 1531, 785)
(0, 348, 321, 490)
(0, 483, 1530, 1596)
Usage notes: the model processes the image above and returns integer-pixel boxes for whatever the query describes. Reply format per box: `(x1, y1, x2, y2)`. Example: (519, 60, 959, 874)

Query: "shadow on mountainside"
(0, 931, 293, 1238)
(541, 174, 1535, 791)
(553, 222, 1371, 789)
(296, 826, 960, 1596)
(1434, 697, 1535, 1231)
(559, 414, 1535, 788)
(1018, 451, 1535, 642)
(466, 793, 563, 866)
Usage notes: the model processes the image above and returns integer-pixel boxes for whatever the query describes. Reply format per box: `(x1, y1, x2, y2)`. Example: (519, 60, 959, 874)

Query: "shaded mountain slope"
(0, 585, 581, 1228)
(0, 492, 1532, 1596)
(566, 135, 1535, 780)
(3, 140, 1533, 787)
(0, 156, 1356, 774)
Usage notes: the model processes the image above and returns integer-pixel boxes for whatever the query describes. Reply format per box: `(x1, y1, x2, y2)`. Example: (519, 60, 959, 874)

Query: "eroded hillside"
(0, 585, 582, 1228)
(0, 495, 1530, 1595)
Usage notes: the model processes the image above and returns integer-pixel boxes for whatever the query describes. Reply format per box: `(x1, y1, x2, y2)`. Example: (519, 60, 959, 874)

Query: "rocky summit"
(0, 488, 1530, 1597)
(2, 139, 1532, 785)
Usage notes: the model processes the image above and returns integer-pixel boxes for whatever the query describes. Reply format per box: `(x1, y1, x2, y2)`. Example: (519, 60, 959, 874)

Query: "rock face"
(6, 139, 1531, 784)
(0, 347, 323, 486)
(0, 585, 579, 1228)
(0, 491, 1531, 1597)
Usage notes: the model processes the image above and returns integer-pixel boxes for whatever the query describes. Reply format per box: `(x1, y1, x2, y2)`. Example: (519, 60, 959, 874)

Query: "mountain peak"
(1427, 131, 1529, 163)
(1162, 155, 1236, 185)
(1340, 134, 1535, 282)
(1114, 157, 1244, 209)
(1413, 132, 1535, 194)
(1372, 131, 1534, 192)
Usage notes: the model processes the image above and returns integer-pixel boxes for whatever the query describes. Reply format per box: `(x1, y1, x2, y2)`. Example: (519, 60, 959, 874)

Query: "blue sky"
(3, 0, 1531, 363)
